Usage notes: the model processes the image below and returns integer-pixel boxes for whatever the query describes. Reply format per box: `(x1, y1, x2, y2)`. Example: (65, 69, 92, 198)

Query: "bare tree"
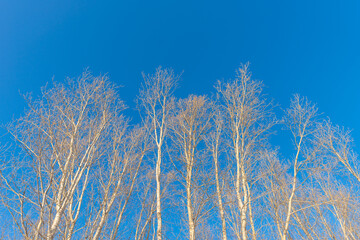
(280, 94, 319, 240)
(0, 65, 359, 240)
(258, 95, 360, 240)
(204, 108, 228, 240)
(86, 125, 149, 240)
(316, 120, 360, 183)
(1, 71, 126, 240)
(138, 67, 179, 240)
(216, 63, 274, 240)
(313, 120, 360, 239)
(170, 95, 213, 240)
(134, 169, 157, 240)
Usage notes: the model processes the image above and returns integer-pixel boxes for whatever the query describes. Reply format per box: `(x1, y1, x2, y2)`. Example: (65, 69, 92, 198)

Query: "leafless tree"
(86, 125, 149, 240)
(257, 94, 360, 240)
(216, 63, 275, 240)
(134, 169, 157, 240)
(137, 67, 179, 240)
(280, 94, 320, 240)
(170, 95, 213, 240)
(313, 120, 360, 239)
(316, 120, 360, 183)
(1, 72, 128, 240)
(204, 109, 228, 240)
(0, 65, 359, 240)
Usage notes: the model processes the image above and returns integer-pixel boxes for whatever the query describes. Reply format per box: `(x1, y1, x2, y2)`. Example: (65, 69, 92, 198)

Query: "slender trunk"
(214, 153, 227, 240)
(136, 205, 156, 240)
(333, 206, 349, 240)
(282, 174, 296, 240)
(156, 146, 162, 240)
(186, 161, 195, 240)
(134, 184, 152, 240)
(235, 164, 247, 240)
(247, 184, 256, 240)
(235, 139, 247, 240)
(240, 166, 248, 240)
(93, 159, 130, 240)
(110, 155, 143, 240)
(282, 136, 303, 240)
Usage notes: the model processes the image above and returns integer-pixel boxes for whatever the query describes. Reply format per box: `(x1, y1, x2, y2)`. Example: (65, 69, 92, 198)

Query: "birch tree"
(86, 125, 149, 240)
(314, 121, 360, 239)
(316, 121, 360, 183)
(204, 108, 228, 240)
(1, 72, 125, 240)
(171, 95, 213, 240)
(0, 64, 359, 240)
(138, 67, 178, 240)
(216, 63, 274, 240)
(281, 94, 319, 240)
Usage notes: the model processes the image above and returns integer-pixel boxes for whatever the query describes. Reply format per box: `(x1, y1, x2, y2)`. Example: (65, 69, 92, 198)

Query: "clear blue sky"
(1, 0, 360, 146)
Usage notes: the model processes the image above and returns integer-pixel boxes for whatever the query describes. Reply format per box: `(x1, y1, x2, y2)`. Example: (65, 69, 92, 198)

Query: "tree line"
(1, 64, 359, 239)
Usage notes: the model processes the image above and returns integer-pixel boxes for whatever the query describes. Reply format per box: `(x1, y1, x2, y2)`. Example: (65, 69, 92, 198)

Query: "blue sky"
(1, 0, 360, 147)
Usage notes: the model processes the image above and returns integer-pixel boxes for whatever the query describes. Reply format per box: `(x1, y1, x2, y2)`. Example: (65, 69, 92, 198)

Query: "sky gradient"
(1, 0, 360, 147)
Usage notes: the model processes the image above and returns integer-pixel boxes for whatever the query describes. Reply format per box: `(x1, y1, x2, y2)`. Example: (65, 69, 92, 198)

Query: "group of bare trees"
(0, 64, 359, 239)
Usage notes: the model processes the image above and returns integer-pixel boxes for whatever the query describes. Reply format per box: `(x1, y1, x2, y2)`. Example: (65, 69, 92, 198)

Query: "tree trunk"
(156, 146, 162, 240)
(186, 163, 195, 240)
